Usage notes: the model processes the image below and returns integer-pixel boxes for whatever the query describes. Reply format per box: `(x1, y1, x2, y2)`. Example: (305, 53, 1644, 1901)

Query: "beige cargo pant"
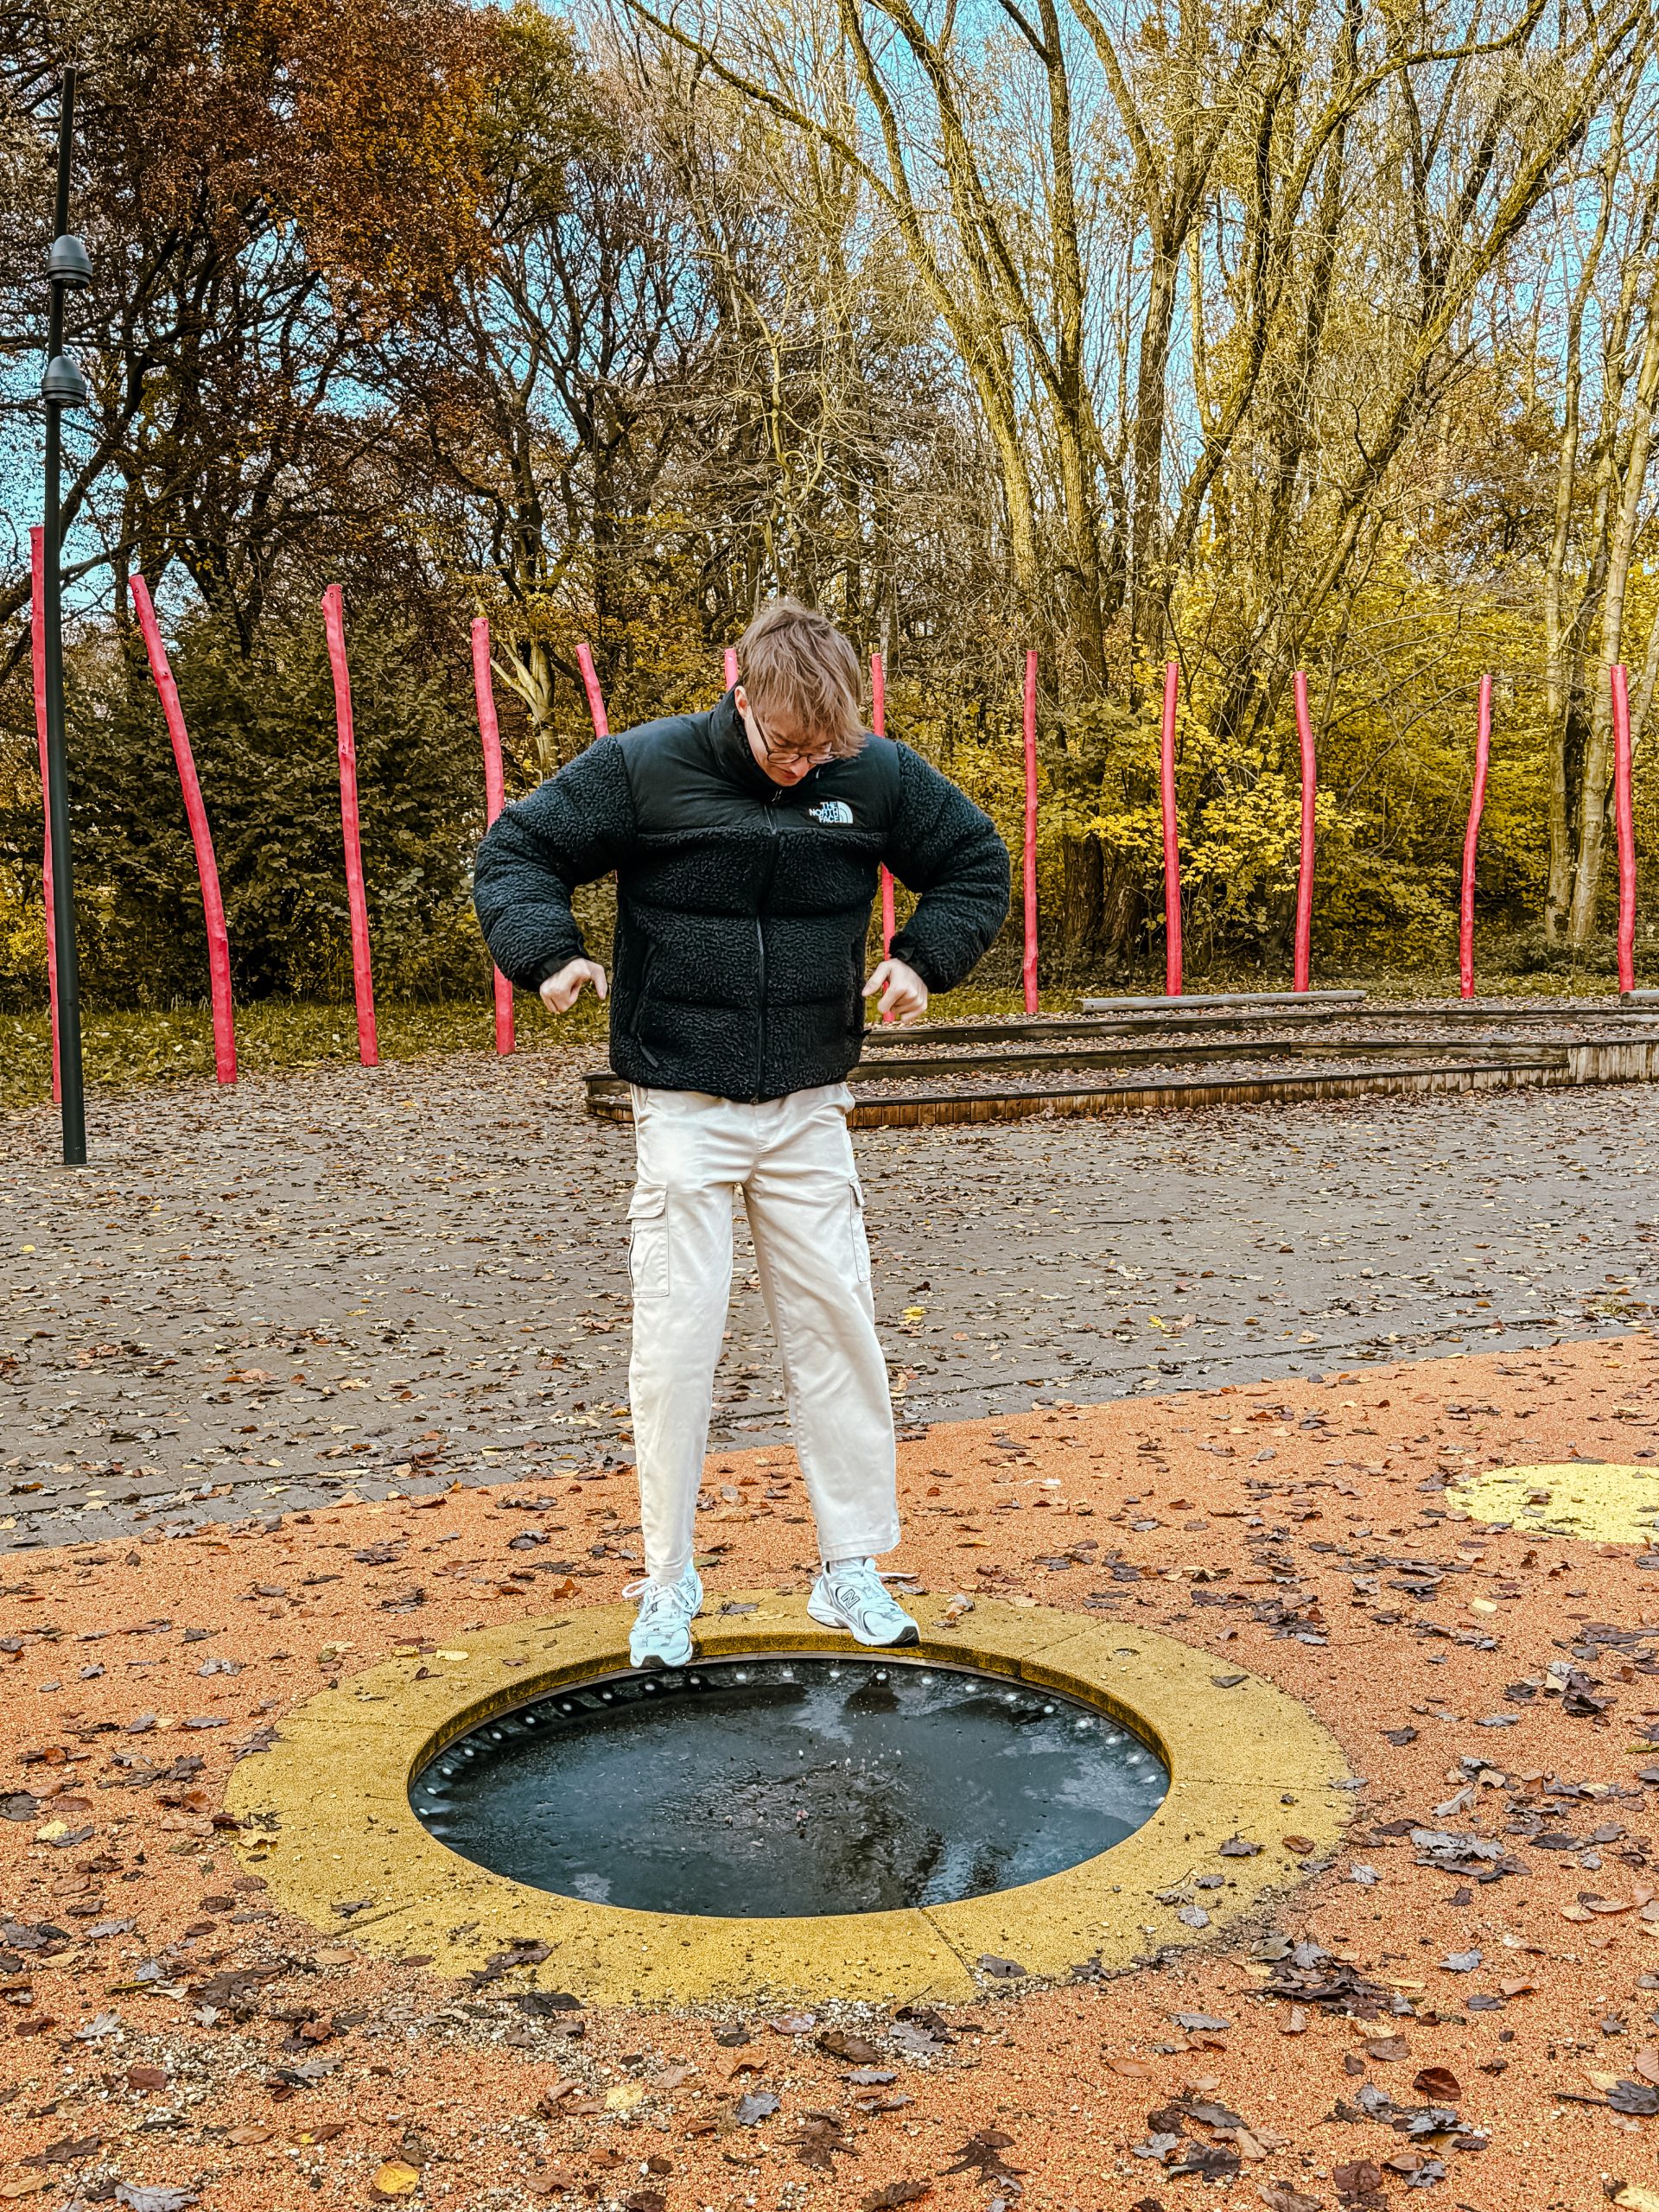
(626, 1082, 898, 1583)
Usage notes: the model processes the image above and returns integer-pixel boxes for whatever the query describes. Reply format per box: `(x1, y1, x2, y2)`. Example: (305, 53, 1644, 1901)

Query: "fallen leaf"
(1258, 2183, 1323, 2212)
(818, 2029, 881, 2063)
(862, 2185, 931, 2210)
(369, 2163, 422, 2200)
(1412, 2065, 1460, 2101)
(940, 2130, 1023, 2183)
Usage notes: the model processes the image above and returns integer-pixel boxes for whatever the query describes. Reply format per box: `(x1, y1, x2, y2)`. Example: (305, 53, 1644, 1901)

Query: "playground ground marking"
(1452, 1459, 1659, 1548)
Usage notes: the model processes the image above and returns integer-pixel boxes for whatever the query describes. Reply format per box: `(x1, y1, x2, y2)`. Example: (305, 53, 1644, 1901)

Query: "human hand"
(539, 958, 607, 1014)
(862, 957, 928, 1024)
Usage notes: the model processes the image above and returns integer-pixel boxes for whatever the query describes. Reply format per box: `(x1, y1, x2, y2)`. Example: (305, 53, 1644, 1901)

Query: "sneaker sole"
(805, 1595, 920, 1649)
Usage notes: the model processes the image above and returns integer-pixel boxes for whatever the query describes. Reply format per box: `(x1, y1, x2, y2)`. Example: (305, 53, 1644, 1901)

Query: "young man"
(474, 600, 1008, 1667)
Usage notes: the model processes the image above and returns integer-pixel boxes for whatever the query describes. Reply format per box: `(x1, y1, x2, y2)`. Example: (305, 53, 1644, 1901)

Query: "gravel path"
(3, 1051, 1655, 1548)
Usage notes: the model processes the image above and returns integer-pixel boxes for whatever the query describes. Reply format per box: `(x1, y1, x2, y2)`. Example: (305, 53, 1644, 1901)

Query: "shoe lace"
(830, 1560, 899, 1609)
(624, 1576, 690, 1617)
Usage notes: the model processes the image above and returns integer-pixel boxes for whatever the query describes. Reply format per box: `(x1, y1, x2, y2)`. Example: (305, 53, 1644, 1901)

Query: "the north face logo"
(807, 799, 854, 825)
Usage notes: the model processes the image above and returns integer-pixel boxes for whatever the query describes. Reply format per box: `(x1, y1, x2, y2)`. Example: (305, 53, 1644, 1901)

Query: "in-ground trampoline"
(225, 1595, 1352, 2004)
(408, 1653, 1170, 1916)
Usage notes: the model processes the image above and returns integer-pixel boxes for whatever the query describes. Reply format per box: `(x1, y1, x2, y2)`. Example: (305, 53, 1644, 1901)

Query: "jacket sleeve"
(883, 744, 1011, 992)
(472, 737, 637, 991)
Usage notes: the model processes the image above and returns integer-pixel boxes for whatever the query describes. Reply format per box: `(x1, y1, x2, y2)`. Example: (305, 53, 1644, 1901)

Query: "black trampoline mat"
(410, 1654, 1169, 1917)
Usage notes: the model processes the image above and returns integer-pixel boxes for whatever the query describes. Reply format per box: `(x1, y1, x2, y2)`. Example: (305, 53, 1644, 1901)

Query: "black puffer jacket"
(473, 690, 1009, 1102)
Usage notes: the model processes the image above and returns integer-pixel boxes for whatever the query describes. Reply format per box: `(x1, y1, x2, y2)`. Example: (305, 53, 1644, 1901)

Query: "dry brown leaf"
(1412, 2065, 1460, 2101)
(1257, 2184, 1322, 2212)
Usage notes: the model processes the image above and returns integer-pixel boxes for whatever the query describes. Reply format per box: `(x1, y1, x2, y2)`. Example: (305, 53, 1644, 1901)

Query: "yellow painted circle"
(1452, 1462, 1659, 1546)
(225, 1594, 1351, 2006)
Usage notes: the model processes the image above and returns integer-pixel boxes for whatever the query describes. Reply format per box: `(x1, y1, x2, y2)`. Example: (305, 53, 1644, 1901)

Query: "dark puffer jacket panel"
(473, 690, 1009, 1102)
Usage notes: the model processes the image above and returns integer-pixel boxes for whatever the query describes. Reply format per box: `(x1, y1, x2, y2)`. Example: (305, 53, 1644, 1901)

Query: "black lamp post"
(41, 64, 90, 1166)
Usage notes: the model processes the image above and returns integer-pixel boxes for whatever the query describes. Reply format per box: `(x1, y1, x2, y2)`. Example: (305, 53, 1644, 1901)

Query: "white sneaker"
(808, 1559, 919, 1647)
(624, 1567, 702, 1669)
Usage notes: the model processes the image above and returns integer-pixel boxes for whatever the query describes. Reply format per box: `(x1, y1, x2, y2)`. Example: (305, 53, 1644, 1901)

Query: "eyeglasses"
(745, 703, 836, 771)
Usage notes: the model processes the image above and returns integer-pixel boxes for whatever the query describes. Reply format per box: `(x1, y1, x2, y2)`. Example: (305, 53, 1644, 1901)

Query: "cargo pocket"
(846, 1176, 872, 1285)
(627, 1185, 670, 1300)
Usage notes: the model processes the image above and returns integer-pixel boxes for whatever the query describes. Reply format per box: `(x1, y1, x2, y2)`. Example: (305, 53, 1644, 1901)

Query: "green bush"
(56, 603, 492, 1007)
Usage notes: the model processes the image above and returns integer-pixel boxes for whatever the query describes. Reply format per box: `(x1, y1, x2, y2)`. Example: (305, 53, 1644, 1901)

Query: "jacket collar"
(708, 688, 825, 805)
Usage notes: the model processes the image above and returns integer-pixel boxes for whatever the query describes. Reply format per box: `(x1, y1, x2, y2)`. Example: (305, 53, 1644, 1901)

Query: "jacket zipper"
(755, 792, 782, 1096)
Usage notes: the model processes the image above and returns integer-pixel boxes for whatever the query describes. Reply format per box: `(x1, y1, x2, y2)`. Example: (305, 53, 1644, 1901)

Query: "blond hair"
(735, 599, 868, 760)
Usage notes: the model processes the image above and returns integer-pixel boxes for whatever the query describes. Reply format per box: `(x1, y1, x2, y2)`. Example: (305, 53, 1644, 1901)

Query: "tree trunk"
(1128, 238, 1179, 669)
(1058, 832, 1104, 978)
(1567, 311, 1659, 949)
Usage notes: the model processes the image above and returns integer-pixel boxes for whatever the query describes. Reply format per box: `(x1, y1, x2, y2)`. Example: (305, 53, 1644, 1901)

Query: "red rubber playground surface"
(3, 1332, 1659, 2210)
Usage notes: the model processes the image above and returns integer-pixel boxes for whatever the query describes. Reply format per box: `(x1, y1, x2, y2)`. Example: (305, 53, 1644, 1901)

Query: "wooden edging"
(583, 1041, 1659, 1129)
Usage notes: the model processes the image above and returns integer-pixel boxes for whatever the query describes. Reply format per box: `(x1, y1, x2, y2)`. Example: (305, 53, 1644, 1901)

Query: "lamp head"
(46, 234, 92, 289)
(41, 353, 88, 407)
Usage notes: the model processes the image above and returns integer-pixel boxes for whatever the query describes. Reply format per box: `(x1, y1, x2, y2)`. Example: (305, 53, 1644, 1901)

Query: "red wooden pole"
(130, 575, 238, 1084)
(1292, 671, 1316, 994)
(1022, 649, 1039, 1014)
(1614, 660, 1637, 994)
(29, 528, 60, 1104)
(723, 646, 740, 692)
(575, 643, 609, 740)
(321, 585, 378, 1067)
(1459, 673, 1493, 1001)
(872, 650, 897, 1020)
(1160, 660, 1183, 995)
(471, 617, 516, 1055)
